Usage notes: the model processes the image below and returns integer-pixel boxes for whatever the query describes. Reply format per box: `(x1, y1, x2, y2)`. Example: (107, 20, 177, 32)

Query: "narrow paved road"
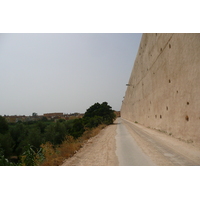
(62, 117, 200, 166)
(115, 118, 154, 165)
(119, 118, 200, 166)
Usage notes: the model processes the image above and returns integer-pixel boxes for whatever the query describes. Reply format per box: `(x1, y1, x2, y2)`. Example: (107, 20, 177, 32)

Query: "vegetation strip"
(0, 102, 117, 166)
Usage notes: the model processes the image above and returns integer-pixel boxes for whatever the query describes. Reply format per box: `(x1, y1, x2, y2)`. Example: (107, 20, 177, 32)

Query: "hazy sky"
(0, 33, 142, 116)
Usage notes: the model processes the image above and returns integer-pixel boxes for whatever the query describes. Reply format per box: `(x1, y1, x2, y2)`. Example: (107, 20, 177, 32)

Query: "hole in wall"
(169, 79, 171, 83)
(169, 44, 171, 48)
(185, 115, 189, 121)
(187, 102, 189, 105)
(160, 115, 162, 119)
(177, 90, 178, 94)
(166, 106, 168, 110)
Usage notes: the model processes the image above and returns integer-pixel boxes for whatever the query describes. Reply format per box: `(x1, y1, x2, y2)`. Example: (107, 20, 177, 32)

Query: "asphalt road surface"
(117, 118, 200, 166)
(115, 118, 154, 165)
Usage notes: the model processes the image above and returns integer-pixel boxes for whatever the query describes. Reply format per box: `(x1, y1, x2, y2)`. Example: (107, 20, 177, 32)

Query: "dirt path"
(62, 122, 119, 166)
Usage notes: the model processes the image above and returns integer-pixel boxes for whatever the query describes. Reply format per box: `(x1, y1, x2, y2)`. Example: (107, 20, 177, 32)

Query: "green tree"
(98, 102, 116, 125)
(36, 121, 47, 133)
(0, 133, 14, 158)
(64, 119, 74, 133)
(44, 124, 56, 145)
(54, 121, 67, 144)
(27, 127, 43, 150)
(0, 147, 15, 166)
(32, 112, 38, 117)
(84, 103, 101, 118)
(70, 118, 84, 138)
(83, 116, 103, 128)
(83, 102, 116, 128)
(10, 123, 28, 156)
(63, 119, 85, 139)
(0, 116, 9, 134)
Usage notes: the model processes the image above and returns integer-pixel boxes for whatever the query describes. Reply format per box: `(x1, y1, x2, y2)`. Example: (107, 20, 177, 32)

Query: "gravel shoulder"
(62, 122, 119, 166)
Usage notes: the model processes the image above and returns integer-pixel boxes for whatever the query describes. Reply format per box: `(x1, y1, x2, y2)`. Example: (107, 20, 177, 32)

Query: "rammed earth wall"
(121, 33, 200, 144)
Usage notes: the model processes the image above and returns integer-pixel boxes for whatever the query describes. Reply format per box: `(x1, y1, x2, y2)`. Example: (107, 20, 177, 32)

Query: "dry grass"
(80, 124, 106, 141)
(39, 124, 107, 166)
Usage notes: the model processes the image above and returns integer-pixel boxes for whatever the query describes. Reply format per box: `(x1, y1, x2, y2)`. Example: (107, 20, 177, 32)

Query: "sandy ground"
(62, 118, 200, 166)
(62, 123, 119, 166)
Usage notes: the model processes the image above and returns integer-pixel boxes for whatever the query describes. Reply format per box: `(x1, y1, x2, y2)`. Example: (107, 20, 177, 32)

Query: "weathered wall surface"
(121, 33, 200, 144)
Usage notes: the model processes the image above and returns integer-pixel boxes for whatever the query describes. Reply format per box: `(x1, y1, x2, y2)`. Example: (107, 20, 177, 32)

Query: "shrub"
(83, 102, 116, 128)
(0, 148, 15, 166)
(0, 116, 9, 134)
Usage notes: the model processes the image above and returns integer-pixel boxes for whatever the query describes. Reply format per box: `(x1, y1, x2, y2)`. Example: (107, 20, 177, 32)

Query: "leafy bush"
(0, 116, 9, 134)
(20, 144, 44, 166)
(0, 133, 14, 158)
(0, 148, 15, 166)
(83, 102, 116, 128)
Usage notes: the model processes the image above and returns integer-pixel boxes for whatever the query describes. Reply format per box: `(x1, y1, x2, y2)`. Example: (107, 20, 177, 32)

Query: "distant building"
(4, 112, 85, 123)
(43, 113, 64, 120)
(4, 115, 43, 123)
(5, 115, 26, 123)
(44, 113, 63, 117)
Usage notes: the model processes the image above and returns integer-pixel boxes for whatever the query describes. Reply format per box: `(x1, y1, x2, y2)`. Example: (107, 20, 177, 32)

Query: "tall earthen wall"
(121, 33, 200, 144)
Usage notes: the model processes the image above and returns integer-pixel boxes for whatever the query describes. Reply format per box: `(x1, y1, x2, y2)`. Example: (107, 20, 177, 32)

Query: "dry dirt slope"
(62, 122, 119, 166)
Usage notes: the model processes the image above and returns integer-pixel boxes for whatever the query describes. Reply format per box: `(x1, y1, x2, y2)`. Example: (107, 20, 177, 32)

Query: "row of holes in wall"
(150, 102, 189, 106)
(139, 79, 173, 85)
(148, 102, 190, 121)
(149, 114, 190, 121)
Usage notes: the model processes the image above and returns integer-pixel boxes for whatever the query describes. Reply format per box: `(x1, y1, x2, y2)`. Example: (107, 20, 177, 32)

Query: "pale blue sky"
(0, 33, 142, 116)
